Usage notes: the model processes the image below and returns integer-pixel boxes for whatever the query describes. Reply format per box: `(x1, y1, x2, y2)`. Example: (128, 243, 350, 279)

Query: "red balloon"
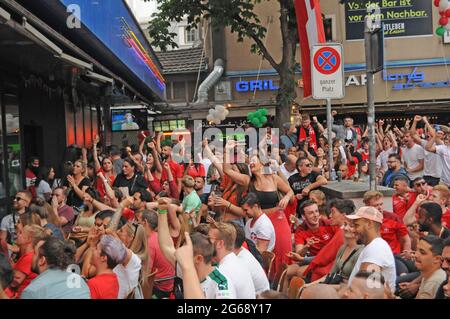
(439, 16, 449, 26)
(435, 0, 441, 7)
(441, 10, 447, 16)
(447, 9, 450, 17)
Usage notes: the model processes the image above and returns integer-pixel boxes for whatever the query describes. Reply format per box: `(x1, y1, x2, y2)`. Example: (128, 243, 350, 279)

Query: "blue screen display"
(59, 0, 165, 100)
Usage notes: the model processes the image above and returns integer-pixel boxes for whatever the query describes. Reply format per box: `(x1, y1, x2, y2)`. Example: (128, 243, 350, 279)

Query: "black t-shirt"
(199, 193, 209, 205)
(66, 177, 91, 208)
(288, 172, 320, 214)
(434, 279, 448, 299)
(113, 173, 148, 196)
(440, 227, 450, 240)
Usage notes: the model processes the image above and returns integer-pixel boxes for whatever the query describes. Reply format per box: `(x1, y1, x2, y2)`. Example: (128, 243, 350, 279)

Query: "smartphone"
(208, 211, 216, 217)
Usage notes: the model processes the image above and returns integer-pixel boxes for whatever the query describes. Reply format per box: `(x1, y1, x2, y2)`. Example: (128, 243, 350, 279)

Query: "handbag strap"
(338, 248, 359, 272)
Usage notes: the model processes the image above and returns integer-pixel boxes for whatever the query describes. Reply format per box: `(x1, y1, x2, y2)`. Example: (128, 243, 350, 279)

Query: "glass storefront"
(0, 85, 22, 219)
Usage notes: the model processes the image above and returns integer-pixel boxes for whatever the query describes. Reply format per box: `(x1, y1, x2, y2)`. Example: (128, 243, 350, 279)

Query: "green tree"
(146, 0, 300, 127)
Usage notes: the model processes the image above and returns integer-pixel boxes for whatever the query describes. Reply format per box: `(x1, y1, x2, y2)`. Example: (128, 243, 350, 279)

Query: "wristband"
(158, 209, 168, 215)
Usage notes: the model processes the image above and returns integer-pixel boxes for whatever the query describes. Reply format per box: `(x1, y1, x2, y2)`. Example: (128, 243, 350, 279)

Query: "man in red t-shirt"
(87, 235, 122, 299)
(282, 201, 338, 290)
(160, 144, 183, 195)
(141, 210, 174, 298)
(363, 190, 413, 259)
(392, 176, 417, 220)
(5, 225, 43, 298)
(430, 185, 450, 228)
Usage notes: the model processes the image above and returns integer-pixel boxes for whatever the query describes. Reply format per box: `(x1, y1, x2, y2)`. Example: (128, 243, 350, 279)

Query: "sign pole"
(365, 21, 377, 191)
(326, 98, 334, 181)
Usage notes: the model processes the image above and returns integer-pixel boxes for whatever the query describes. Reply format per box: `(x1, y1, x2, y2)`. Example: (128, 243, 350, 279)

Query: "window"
(185, 27, 198, 43)
(153, 120, 186, 132)
(173, 81, 186, 101)
(323, 15, 336, 42)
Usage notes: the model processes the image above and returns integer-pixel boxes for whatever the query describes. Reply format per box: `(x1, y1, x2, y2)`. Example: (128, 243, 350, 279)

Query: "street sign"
(311, 43, 344, 100)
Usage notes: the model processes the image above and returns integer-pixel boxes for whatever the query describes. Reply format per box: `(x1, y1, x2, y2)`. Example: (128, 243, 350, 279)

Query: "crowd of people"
(0, 112, 449, 299)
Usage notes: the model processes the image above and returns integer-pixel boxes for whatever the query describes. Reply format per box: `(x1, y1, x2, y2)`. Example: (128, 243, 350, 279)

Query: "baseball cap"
(282, 122, 291, 130)
(346, 206, 383, 224)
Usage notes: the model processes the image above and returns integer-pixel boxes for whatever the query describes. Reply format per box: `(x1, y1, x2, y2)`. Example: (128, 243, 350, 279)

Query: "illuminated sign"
(58, 0, 165, 99)
(236, 80, 279, 92)
(383, 67, 450, 90)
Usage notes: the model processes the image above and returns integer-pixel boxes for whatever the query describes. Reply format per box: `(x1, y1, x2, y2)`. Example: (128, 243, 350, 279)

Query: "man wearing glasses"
(0, 191, 32, 244)
(381, 154, 410, 188)
(288, 157, 327, 215)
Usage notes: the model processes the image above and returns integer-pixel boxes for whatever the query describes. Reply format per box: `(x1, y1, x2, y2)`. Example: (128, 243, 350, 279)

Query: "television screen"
(111, 108, 148, 132)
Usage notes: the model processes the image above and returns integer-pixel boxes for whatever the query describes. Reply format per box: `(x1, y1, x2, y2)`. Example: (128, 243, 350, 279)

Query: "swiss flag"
(294, 0, 326, 97)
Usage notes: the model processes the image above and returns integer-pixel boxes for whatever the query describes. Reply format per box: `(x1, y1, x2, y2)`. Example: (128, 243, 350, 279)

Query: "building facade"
(142, 0, 450, 131)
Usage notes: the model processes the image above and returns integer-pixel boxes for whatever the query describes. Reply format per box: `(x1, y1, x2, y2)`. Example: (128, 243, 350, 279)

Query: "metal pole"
(326, 98, 334, 181)
(365, 28, 377, 191)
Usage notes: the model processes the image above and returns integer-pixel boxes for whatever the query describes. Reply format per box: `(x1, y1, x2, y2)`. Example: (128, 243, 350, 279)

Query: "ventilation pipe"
(193, 59, 224, 105)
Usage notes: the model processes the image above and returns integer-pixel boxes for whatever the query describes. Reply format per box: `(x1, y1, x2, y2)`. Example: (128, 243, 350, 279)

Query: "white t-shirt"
(113, 252, 142, 299)
(435, 145, 450, 186)
(280, 163, 298, 180)
(218, 252, 256, 299)
(36, 180, 52, 200)
(401, 144, 425, 180)
(348, 237, 396, 293)
(245, 214, 276, 252)
(376, 147, 396, 172)
(201, 267, 236, 299)
(420, 140, 442, 179)
(237, 248, 270, 295)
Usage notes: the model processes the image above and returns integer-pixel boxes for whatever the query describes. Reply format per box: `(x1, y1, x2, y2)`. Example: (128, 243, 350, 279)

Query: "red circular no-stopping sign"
(313, 47, 341, 75)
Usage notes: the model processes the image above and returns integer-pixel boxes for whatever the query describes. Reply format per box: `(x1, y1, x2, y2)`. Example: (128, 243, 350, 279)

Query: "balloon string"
(252, 17, 273, 101)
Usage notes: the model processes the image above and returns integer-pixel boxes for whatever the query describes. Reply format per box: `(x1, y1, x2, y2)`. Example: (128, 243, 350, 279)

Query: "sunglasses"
(14, 197, 26, 202)
(304, 164, 312, 167)
(414, 182, 426, 186)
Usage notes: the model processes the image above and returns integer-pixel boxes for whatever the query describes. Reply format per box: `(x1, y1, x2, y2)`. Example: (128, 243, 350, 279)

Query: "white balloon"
(208, 109, 215, 115)
(440, 0, 449, 11)
(206, 114, 214, 122)
(215, 105, 225, 112)
(213, 118, 221, 125)
(224, 109, 230, 116)
(219, 113, 226, 121)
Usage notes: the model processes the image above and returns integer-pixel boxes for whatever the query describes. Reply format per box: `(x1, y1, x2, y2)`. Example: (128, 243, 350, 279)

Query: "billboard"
(344, 0, 433, 40)
(59, 0, 165, 99)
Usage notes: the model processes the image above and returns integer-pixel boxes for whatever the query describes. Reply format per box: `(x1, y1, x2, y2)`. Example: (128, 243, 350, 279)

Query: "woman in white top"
(36, 166, 56, 201)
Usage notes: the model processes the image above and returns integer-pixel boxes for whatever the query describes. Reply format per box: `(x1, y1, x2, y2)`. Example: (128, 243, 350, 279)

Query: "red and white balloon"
(435, 0, 450, 36)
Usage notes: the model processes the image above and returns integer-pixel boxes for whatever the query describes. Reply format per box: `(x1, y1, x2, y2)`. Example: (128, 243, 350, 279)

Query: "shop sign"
(383, 67, 450, 90)
(235, 80, 279, 92)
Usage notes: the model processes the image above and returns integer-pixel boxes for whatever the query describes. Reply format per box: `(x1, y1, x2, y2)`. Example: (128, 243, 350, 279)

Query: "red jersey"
(95, 168, 115, 199)
(161, 160, 183, 183)
(294, 222, 338, 256)
(381, 218, 409, 254)
(442, 209, 450, 229)
(25, 168, 37, 199)
(347, 157, 359, 178)
(392, 192, 417, 220)
(14, 252, 38, 298)
(148, 232, 175, 292)
(122, 208, 135, 221)
(184, 164, 205, 179)
(88, 273, 119, 299)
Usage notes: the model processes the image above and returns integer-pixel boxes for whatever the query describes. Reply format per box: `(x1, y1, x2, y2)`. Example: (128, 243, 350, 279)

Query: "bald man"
(280, 155, 298, 180)
(341, 271, 386, 299)
(299, 284, 339, 299)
